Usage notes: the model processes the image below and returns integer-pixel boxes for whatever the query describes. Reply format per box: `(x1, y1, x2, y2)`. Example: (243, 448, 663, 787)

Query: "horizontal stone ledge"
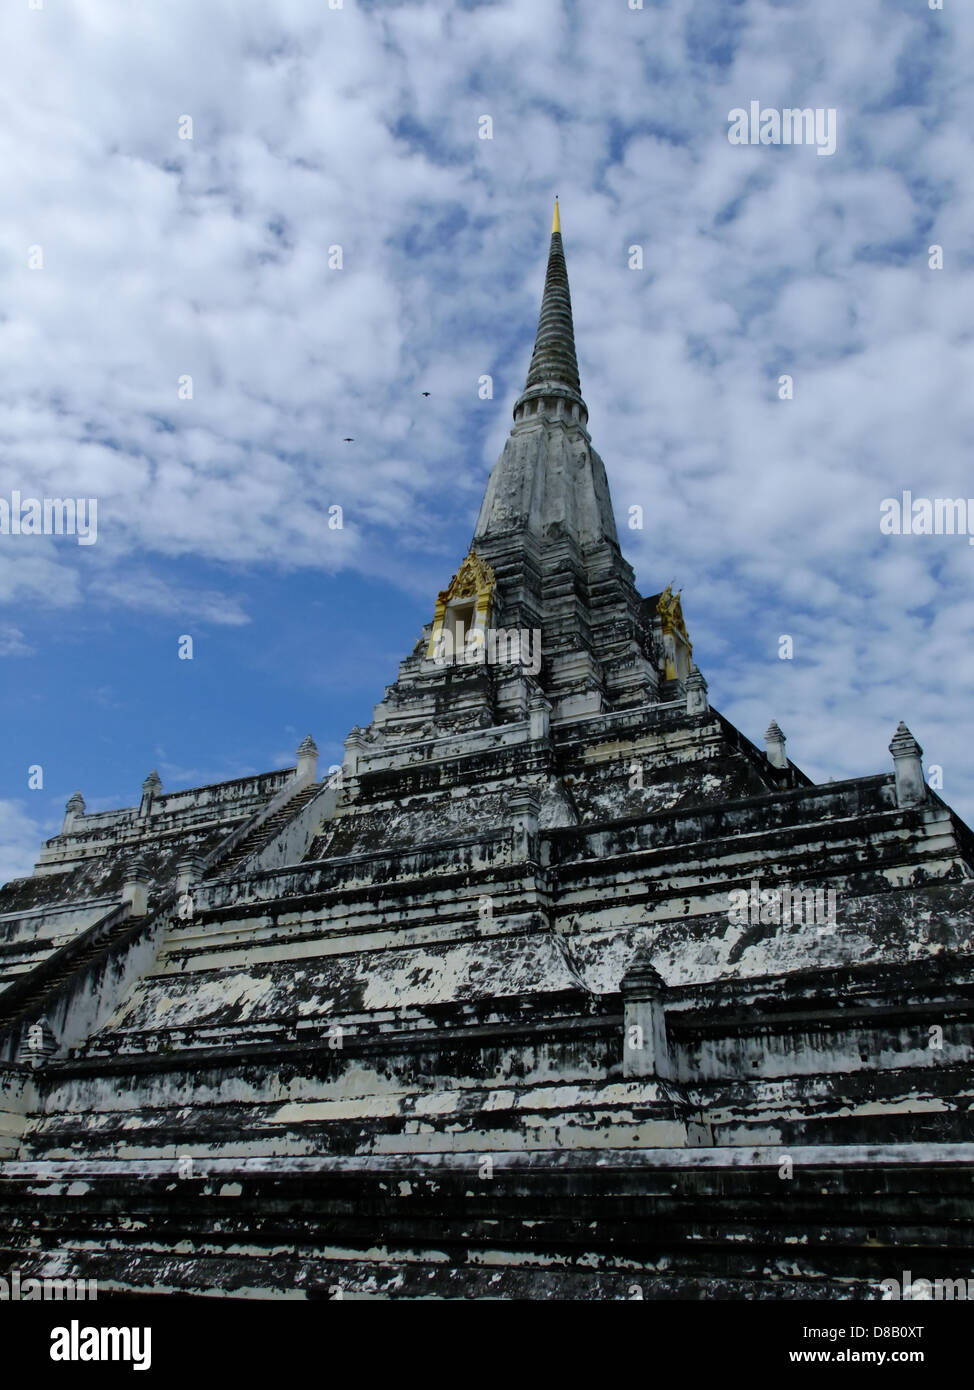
(0, 1250, 937, 1303)
(218, 826, 515, 881)
(0, 895, 120, 926)
(548, 816, 945, 876)
(3, 1141, 973, 1182)
(91, 982, 592, 1037)
(549, 697, 686, 732)
(357, 718, 535, 767)
(154, 922, 554, 976)
(667, 1000, 974, 1039)
(546, 774, 894, 839)
(188, 875, 541, 925)
(661, 947, 974, 1008)
(51, 1017, 621, 1079)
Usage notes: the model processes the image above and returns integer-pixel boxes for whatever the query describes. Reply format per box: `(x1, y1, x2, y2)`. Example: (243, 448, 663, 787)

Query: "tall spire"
(514, 200, 585, 423)
(411, 199, 663, 723)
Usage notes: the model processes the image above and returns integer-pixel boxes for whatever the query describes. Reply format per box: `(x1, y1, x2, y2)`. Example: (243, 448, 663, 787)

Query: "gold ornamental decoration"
(426, 550, 497, 659)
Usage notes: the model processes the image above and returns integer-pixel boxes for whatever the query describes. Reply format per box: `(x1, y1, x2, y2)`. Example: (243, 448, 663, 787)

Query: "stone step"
(152, 895, 541, 969)
(66, 977, 601, 1060)
(0, 1147, 970, 1297)
(0, 1243, 881, 1301)
(19, 1063, 972, 1162)
(178, 816, 961, 952)
(19, 1078, 680, 1159)
(555, 822, 960, 907)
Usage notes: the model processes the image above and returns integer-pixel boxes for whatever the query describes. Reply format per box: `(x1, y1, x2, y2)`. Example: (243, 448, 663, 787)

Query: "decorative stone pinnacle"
(765, 721, 788, 769)
(62, 789, 86, 834)
(295, 733, 320, 782)
(889, 721, 922, 759)
(510, 785, 544, 814)
(620, 945, 667, 993)
(685, 663, 709, 715)
(889, 722, 926, 807)
(142, 770, 162, 793)
(122, 855, 152, 915)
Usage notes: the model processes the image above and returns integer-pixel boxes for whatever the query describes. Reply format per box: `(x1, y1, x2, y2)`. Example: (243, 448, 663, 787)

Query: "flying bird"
(422, 391, 431, 397)
(343, 437, 354, 443)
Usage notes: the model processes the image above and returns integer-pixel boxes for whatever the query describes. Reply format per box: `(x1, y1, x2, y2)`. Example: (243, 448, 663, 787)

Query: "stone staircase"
(206, 782, 322, 879)
(0, 778, 330, 1063)
(0, 899, 122, 995)
(0, 902, 133, 1035)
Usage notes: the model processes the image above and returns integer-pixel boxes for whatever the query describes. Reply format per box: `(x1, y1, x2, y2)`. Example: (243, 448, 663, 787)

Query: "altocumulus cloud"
(0, 0, 972, 857)
(0, 800, 49, 887)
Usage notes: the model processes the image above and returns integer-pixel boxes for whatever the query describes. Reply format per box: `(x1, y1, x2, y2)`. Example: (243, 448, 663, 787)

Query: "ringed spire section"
(514, 199, 588, 426)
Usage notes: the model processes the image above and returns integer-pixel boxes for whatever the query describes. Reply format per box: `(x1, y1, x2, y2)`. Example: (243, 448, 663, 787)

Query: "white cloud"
(0, 0, 971, 820)
(0, 800, 45, 884)
(0, 625, 33, 657)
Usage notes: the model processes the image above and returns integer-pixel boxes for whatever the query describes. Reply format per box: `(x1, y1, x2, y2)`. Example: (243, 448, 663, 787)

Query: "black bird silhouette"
(343, 437, 354, 443)
(421, 391, 431, 397)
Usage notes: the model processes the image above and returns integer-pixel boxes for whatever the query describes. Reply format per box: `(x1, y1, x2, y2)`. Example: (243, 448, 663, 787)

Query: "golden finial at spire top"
(552, 198, 561, 234)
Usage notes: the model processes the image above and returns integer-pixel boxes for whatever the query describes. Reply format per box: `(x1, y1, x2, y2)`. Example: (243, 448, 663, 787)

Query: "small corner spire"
(296, 733, 320, 782)
(765, 721, 788, 770)
(889, 721, 926, 807)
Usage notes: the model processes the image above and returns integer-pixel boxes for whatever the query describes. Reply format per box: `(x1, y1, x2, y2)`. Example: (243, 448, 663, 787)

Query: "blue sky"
(2, 0, 973, 882)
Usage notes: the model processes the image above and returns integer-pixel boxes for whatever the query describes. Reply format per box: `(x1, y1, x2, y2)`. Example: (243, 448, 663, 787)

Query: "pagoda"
(1, 205, 972, 1299)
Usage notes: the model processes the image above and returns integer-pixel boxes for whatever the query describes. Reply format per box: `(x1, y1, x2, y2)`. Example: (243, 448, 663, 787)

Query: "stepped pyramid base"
(1, 208, 972, 1300)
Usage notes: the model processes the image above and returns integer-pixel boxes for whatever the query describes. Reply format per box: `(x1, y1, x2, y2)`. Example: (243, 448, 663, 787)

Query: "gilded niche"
(426, 550, 497, 659)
